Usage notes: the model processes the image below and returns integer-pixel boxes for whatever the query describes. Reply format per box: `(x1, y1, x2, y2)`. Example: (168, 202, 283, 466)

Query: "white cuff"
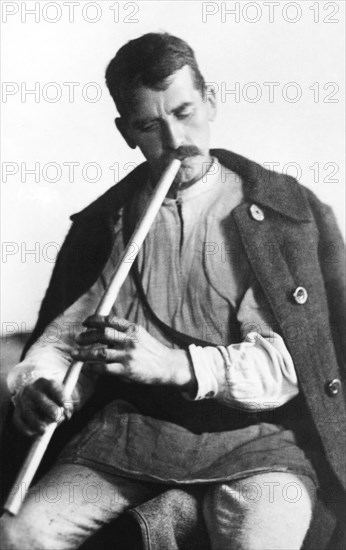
(183, 344, 220, 401)
(183, 333, 298, 409)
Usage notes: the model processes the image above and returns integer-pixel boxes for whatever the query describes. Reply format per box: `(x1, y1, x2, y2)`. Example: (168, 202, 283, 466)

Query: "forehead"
(127, 65, 201, 120)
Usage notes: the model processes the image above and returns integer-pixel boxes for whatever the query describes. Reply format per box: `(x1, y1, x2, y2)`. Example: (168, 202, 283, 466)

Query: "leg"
(0, 463, 161, 550)
(203, 472, 316, 550)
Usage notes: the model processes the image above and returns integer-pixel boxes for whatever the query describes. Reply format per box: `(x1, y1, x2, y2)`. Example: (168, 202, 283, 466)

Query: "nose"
(163, 119, 184, 151)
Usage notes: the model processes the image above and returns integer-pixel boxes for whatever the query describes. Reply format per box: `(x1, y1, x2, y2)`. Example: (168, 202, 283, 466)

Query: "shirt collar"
(71, 149, 312, 224)
(160, 157, 224, 205)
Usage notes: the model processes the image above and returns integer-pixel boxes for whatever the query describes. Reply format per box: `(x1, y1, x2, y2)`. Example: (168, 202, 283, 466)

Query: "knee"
(203, 475, 316, 550)
(0, 515, 24, 550)
(0, 514, 45, 550)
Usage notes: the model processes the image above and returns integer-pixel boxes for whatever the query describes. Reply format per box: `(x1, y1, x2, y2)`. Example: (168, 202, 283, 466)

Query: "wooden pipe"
(4, 146, 198, 515)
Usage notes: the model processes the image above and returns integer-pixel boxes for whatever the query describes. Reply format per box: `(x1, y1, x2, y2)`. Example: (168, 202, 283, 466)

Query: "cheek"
(136, 135, 163, 159)
(188, 112, 210, 144)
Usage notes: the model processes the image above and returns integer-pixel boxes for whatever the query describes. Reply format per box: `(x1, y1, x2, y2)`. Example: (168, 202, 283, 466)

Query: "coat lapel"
(70, 148, 312, 225)
(232, 202, 345, 486)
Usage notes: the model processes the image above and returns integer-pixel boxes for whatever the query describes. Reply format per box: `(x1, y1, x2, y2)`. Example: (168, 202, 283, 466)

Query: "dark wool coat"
(22, 149, 346, 549)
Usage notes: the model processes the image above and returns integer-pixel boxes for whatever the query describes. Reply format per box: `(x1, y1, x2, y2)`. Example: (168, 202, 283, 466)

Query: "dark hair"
(105, 32, 205, 116)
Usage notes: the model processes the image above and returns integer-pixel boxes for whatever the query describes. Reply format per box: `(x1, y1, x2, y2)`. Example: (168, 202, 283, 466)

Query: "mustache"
(161, 146, 202, 165)
(152, 146, 203, 181)
(174, 145, 202, 161)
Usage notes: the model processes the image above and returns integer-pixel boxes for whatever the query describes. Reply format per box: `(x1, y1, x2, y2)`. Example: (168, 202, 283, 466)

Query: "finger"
(76, 329, 103, 345)
(76, 328, 108, 346)
(73, 345, 107, 361)
(83, 314, 131, 331)
(76, 328, 128, 347)
(63, 401, 74, 421)
(34, 378, 65, 407)
(82, 314, 108, 329)
(17, 405, 48, 435)
(86, 362, 126, 376)
(31, 381, 72, 421)
(29, 385, 64, 421)
(72, 347, 128, 364)
(34, 392, 65, 424)
(107, 318, 139, 348)
(13, 409, 37, 437)
(20, 386, 66, 430)
(107, 315, 133, 332)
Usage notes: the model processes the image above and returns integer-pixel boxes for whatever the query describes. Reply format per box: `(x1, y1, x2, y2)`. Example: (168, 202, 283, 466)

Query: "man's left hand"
(72, 314, 196, 394)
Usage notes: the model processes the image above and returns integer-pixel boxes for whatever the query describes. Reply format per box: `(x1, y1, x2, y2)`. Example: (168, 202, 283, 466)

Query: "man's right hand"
(13, 378, 76, 437)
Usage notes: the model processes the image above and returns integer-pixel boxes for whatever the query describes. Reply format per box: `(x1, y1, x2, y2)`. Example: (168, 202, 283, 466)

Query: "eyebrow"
(132, 102, 194, 130)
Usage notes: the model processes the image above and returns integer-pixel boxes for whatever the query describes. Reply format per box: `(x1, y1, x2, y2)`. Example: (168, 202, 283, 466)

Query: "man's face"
(117, 65, 216, 189)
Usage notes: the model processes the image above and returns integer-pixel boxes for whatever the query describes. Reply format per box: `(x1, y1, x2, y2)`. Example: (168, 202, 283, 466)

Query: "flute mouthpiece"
(175, 145, 201, 161)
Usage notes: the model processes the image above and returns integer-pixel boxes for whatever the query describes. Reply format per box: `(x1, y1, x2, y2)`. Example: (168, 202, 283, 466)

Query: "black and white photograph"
(0, 1, 345, 549)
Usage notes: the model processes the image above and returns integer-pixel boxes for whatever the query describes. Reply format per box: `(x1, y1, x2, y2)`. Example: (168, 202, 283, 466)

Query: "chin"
(174, 166, 198, 186)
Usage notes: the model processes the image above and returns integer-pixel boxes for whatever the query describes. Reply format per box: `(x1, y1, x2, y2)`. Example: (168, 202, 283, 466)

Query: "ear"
(115, 117, 137, 149)
(204, 84, 217, 122)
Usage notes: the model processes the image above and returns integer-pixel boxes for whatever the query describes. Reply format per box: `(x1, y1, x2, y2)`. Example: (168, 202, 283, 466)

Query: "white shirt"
(8, 159, 299, 410)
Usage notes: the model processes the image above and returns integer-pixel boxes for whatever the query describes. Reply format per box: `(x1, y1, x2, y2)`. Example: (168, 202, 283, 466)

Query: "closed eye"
(139, 121, 160, 133)
(176, 108, 194, 120)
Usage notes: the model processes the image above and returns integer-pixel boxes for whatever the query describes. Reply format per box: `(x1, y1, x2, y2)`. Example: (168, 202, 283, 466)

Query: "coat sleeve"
(9, 270, 105, 409)
(21, 217, 115, 359)
(21, 163, 149, 359)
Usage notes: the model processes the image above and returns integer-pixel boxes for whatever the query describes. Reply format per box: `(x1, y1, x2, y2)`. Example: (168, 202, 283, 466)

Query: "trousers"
(0, 463, 316, 550)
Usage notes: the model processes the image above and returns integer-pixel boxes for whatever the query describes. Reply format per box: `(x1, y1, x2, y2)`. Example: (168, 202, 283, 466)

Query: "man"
(0, 33, 345, 550)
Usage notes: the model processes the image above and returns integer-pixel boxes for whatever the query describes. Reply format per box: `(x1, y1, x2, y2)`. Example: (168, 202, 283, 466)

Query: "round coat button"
(249, 204, 265, 221)
(293, 286, 308, 304)
(326, 378, 341, 397)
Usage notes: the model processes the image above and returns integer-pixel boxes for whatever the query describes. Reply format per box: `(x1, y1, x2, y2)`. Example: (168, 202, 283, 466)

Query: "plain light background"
(1, 0, 345, 334)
